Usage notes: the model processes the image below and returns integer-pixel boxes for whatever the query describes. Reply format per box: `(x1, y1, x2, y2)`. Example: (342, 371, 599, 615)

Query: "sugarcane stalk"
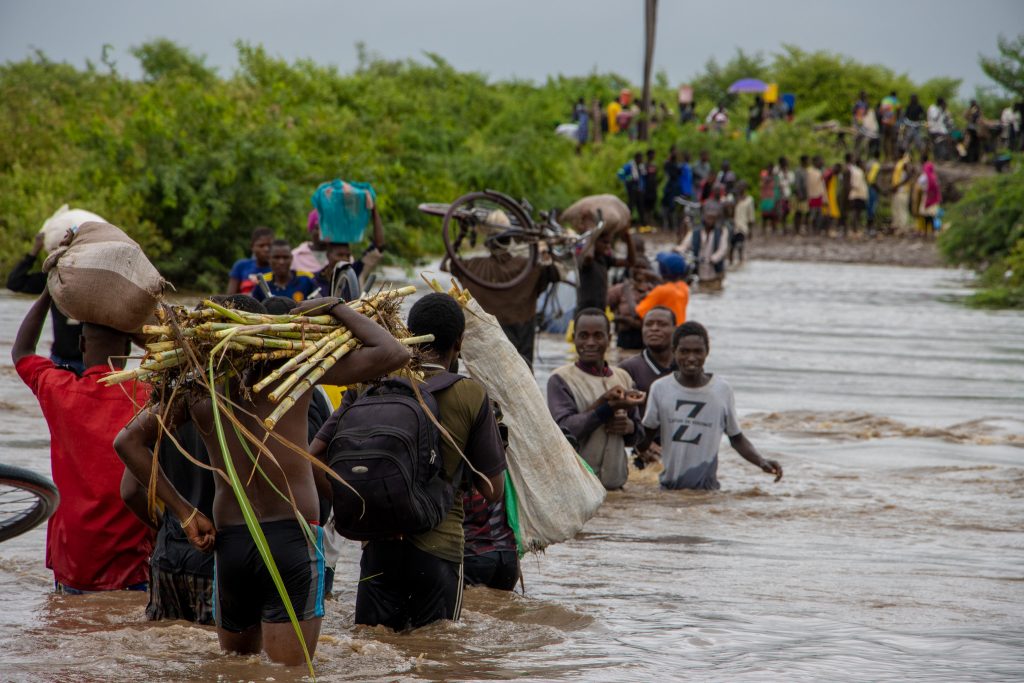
(231, 335, 316, 351)
(251, 350, 298, 362)
(264, 339, 358, 428)
(252, 328, 349, 393)
(102, 353, 186, 385)
(146, 340, 180, 353)
(266, 332, 355, 401)
(399, 334, 435, 346)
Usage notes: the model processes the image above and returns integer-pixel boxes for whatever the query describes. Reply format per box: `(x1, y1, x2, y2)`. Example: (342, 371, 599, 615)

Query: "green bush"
(938, 160, 1024, 307)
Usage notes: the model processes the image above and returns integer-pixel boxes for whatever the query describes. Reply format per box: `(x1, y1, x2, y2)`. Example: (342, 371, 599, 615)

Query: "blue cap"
(656, 251, 688, 278)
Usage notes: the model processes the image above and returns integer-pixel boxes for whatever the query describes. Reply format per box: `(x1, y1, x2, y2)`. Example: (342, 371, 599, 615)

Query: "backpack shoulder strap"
(421, 371, 464, 395)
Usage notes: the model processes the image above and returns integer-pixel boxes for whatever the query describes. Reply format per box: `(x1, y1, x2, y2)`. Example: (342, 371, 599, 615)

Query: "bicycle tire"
(442, 191, 539, 291)
(0, 464, 60, 543)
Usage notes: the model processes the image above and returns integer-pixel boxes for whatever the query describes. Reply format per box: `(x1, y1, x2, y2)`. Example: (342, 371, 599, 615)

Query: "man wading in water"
(547, 308, 644, 490)
(116, 295, 409, 666)
(635, 321, 783, 489)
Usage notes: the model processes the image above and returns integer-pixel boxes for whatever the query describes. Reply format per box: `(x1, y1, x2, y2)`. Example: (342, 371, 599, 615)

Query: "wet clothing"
(16, 356, 153, 591)
(547, 362, 642, 490)
(347, 367, 506, 629)
(464, 551, 519, 591)
(642, 375, 741, 490)
(213, 520, 325, 632)
(147, 566, 214, 624)
(355, 539, 464, 631)
(409, 371, 506, 564)
(6, 252, 84, 367)
(462, 490, 518, 590)
(152, 422, 215, 578)
(228, 257, 271, 295)
(252, 270, 318, 302)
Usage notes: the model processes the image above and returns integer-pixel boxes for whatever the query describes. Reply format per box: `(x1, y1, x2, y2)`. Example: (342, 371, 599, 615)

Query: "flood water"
(1, 260, 1022, 681)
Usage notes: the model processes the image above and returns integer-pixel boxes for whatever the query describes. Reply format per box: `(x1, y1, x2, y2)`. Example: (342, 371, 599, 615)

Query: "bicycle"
(0, 463, 60, 543)
(419, 189, 599, 291)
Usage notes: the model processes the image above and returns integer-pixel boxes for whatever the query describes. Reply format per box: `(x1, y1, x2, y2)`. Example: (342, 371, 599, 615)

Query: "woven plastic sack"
(311, 179, 376, 244)
(457, 293, 606, 553)
(43, 221, 166, 332)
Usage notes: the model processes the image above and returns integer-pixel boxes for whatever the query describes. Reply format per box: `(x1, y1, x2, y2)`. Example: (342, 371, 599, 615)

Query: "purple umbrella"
(727, 78, 768, 94)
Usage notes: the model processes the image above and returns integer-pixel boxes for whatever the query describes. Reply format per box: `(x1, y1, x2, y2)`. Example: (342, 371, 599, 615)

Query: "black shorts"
(730, 232, 746, 246)
(213, 520, 325, 632)
(355, 539, 463, 631)
(464, 550, 519, 591)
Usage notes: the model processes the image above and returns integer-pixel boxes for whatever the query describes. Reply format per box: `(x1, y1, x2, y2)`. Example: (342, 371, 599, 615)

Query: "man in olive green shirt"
(332, 293, 506, 630)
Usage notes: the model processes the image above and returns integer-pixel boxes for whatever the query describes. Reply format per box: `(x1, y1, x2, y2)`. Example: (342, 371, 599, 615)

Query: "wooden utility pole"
(639, 0, 657, 141)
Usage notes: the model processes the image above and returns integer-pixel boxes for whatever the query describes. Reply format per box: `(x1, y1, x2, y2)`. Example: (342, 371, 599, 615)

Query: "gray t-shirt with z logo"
(641, 374, 741, 490)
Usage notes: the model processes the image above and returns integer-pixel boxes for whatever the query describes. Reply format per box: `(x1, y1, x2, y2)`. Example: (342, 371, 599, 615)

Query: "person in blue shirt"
(226, 226, 275, 295)
(678, 151, 694, 199)
(252, 239, 318, 302)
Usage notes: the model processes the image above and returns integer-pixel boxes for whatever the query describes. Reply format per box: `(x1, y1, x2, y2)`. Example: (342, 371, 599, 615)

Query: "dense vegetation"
(939, 163, 1024, 308)
(0, 38, 994, 291)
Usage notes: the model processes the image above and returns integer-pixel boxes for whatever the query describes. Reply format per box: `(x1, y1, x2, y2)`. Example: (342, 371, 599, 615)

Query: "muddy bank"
(638, 230, 944, 268)
(745, 233, 943, 268)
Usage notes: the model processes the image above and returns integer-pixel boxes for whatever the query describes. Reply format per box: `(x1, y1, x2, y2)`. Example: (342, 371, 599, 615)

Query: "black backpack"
(327, 372, 463, 541)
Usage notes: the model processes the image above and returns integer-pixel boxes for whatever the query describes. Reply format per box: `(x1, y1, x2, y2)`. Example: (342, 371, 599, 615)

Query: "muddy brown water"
(1, 260, 1022, 681)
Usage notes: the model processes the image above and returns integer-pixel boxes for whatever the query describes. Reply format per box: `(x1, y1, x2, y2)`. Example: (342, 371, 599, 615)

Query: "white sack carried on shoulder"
(458, 293, 606, 552)
(38, 205, 107, 254)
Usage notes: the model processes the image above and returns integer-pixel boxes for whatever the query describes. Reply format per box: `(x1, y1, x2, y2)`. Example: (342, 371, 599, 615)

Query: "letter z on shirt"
(641, 375, 740, 490)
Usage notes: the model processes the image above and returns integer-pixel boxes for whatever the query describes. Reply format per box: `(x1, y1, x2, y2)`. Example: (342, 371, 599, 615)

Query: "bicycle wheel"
(0, 464, 60, 543)
(442, 190, 539, 291)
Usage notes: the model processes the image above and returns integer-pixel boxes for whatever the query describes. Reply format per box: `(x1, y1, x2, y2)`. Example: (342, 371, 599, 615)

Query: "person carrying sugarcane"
(115, 294, 410, 667)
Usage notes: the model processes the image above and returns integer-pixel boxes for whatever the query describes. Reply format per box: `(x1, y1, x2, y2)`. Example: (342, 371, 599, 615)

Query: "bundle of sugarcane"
(101, 285, 431, 428)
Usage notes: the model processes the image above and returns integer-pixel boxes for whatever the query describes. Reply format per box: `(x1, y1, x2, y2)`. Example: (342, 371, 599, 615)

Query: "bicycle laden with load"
(418, 189, 606, 292)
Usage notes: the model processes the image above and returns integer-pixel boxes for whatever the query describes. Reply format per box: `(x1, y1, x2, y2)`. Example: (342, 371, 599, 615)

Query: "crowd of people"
(8, 179, 794, 672)
(617, 144, 947, 244)
(6, 192, 530, 666)
(570, 85, 1023, 167)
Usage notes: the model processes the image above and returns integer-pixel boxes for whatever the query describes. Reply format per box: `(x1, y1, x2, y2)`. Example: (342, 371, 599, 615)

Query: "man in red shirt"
(13, 291, 153, 593)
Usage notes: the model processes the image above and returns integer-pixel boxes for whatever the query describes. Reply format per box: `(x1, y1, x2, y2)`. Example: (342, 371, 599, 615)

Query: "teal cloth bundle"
(311, 180, 376, 244)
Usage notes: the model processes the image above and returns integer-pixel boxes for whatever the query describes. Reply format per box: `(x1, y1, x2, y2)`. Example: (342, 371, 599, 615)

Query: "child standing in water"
(635, 321, 783, 490)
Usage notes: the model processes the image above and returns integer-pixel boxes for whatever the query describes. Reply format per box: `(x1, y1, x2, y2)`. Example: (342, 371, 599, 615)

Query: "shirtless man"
(115, 295, 410, 665)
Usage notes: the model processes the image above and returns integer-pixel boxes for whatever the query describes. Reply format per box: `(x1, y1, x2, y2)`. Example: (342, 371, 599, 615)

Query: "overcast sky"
(1, 0, 1021, 96)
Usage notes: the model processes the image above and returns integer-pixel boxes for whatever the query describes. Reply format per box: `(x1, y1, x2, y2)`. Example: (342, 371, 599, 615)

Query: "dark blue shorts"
(213, 519, 324, 632)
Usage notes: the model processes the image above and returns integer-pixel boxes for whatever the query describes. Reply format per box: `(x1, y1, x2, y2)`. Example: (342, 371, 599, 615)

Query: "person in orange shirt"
(636, 252, 689, 325)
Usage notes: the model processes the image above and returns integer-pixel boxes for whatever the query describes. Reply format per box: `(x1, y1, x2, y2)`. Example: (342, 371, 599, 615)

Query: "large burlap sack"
(457, 291, 606, 553)
(38, 205, 107, 253)
(559, 194, 631, 235)
(43, 221, 166, 332)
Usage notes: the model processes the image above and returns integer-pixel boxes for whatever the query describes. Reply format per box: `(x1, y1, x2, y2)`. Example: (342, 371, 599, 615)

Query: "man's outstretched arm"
(728, 433, 783, 482)
(12, 290, 51, 365)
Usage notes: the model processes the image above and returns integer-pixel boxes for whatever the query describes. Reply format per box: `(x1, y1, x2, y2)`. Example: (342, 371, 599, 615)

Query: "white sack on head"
(457, 291, 605, 553)
(38, 205, 107, 254)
